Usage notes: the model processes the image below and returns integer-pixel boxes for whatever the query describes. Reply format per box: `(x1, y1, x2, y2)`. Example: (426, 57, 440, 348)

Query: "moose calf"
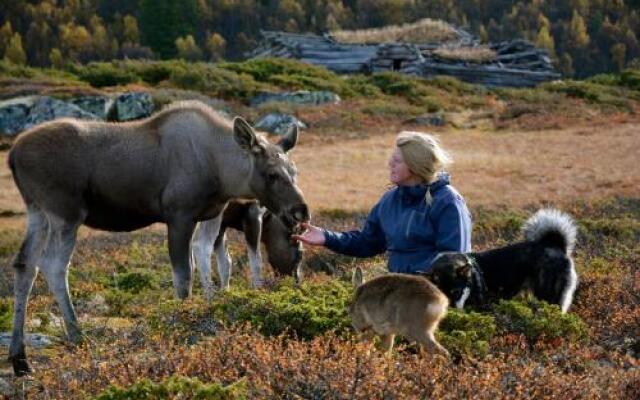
(349, 267, 450, 357)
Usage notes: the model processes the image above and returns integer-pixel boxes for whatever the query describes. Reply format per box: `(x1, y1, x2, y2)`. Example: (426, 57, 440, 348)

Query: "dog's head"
(421, 253, 481, 309)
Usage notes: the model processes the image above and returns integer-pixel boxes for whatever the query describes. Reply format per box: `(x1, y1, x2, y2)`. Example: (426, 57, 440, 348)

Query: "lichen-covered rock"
(250, 90, 341, 107)
(254, 113, 307, 135)
(112, 92, 154, 121)
(70, 95, 113, 120)
(0, 96, 38, 136)
(23, 96, 99, 131)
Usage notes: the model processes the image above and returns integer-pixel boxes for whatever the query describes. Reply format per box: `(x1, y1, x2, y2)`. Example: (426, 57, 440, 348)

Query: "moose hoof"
(11, 356, 32, 377)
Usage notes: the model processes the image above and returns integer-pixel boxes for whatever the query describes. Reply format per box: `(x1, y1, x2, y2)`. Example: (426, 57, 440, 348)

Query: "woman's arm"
(434, 198, 472, 253)
(294, 204, 387, 257)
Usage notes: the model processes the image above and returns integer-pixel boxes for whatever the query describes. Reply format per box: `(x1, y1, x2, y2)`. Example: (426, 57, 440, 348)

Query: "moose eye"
(267, 172, 279, 182)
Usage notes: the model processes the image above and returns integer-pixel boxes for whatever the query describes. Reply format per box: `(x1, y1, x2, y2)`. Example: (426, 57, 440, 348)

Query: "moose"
(192, 199, 304, 298)
(7, 100, 309, 376)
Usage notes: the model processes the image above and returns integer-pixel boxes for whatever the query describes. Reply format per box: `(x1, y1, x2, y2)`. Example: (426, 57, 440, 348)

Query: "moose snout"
(290, 203, 310, 224)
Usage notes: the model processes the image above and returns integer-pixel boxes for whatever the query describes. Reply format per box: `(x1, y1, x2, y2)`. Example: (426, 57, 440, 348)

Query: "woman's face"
(388, 147, 420, 186)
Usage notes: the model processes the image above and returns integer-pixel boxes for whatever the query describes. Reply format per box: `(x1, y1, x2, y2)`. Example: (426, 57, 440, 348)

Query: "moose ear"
(352, 267, 364, 287)
(233, 117, 259, 152)
(278, 124, 299, 153)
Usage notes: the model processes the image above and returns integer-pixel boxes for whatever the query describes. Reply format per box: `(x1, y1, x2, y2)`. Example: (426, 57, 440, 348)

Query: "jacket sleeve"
(323, 203, 387, 257)
(433, 196, 472, 253)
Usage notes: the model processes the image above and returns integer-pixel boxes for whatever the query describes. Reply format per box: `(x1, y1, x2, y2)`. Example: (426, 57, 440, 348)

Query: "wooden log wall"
(248, 30, 561, 87)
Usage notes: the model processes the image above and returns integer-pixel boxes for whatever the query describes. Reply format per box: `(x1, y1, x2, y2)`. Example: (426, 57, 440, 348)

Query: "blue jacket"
(323, 174, 472, 273)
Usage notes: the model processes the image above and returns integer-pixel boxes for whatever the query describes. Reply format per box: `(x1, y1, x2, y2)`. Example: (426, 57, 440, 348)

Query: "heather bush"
(94, 376, 247, 400)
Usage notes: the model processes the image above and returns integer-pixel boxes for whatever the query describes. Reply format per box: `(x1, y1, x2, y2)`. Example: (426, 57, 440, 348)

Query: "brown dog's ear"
(352, 267, 364, 287)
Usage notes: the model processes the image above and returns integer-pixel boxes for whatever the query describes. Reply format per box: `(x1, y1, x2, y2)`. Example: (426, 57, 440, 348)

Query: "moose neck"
(210, 133, 255, 200)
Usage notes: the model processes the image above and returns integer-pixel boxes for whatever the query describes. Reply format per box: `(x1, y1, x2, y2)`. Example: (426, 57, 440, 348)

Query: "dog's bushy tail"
(522, 209, 577, 256)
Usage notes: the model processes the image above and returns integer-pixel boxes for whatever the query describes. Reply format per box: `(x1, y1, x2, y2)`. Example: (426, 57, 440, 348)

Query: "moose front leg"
(168, 218, 197, 299)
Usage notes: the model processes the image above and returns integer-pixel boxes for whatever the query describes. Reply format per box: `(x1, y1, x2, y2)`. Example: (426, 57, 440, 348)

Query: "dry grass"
(330, 18, 461, 44)
(432, 45, 497, 63)
(291, 122, 640, 212)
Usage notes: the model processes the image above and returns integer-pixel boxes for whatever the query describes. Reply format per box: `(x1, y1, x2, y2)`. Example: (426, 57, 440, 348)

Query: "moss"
(94, 376, 247, 400)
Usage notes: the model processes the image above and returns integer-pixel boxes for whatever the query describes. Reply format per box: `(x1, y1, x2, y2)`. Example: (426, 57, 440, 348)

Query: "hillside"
(0, 59, 639, 398)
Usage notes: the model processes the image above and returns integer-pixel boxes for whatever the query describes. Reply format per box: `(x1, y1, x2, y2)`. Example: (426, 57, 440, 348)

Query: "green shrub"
(438, 309, 496, 357)
(94, 376, 247, 400)
(620, 68, 640, 91)
(0, 229, 22, 257)
(103, 290, 135, 316)
(72, 62, 140, 87)
(493, 298, 588, 343)
(361, 98, 423, 117)
(113, 271, 157, 294)
(0, 297, 12, 331)
(472, 209, 525, 243)
(213, 279, 352, 339)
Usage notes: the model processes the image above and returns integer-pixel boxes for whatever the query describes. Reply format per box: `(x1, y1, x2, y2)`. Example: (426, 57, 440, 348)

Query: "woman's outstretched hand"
(292, 222, 326, 246)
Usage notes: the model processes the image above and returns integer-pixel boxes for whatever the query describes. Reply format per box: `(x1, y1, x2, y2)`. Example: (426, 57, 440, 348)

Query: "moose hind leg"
(191, 217, 222, 300)
(9, 208, 48, 376)
(243, 205, 264, 288)
(39, 215, 83, 343)
(214, 232, 232, 290)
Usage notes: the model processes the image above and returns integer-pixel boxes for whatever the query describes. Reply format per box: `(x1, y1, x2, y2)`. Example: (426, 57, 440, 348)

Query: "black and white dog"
(423, 209, 578, 313)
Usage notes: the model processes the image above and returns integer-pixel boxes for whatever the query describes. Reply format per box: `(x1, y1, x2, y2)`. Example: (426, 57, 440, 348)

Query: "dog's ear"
(352, 267, 364, 287)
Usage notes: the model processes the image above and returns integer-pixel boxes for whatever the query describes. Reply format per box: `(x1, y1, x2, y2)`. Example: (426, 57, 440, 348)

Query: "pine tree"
(0, 21, 13, 57)
(4, 32, 27, 65)
(140, 0, 200, 59)
(611, 43, 626, 71)
(49, 48, 64, 68)
(123, 15, 140, 44)
(568, 9, 590, 49)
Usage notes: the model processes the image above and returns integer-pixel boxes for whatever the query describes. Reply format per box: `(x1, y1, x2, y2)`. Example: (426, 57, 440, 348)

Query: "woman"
(293, 131, 471, 274)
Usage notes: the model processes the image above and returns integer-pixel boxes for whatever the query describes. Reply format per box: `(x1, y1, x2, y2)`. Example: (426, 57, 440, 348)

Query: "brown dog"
(349, 267, 450, 357)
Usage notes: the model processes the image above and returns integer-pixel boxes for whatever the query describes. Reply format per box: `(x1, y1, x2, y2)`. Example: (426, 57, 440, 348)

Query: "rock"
(404, 112, 446, 127)
(0, 96, 38, 136)
(254, 113, 307, 135)
(23, 96, 99, 132)
(70, 96, 113, 120)
(0, 332, 53, 348)
(250, 90, 341, 107)
(0, 377, 12, 398)
(112, 92, 154, 121)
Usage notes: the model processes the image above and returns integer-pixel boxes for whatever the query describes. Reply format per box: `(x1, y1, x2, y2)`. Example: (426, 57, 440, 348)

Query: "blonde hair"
(396, 131, 451, 204)
(396, 131, 451, 183)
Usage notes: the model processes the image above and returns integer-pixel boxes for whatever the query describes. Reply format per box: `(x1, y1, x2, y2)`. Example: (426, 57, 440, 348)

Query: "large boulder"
(254, 113, 307, 136)
(112, 92, 154, 121)
(70, 95, 113, 120)
(0, 96, 37, 136)
(23, 96, 99, 132)
(250, 90, 341, 107)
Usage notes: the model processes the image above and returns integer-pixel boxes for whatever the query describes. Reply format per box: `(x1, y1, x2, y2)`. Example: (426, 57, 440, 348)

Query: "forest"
(1, 0, 640, 77)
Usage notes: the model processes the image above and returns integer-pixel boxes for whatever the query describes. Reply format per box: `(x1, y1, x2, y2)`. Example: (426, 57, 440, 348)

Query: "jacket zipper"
(405, 210, 416, 238)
